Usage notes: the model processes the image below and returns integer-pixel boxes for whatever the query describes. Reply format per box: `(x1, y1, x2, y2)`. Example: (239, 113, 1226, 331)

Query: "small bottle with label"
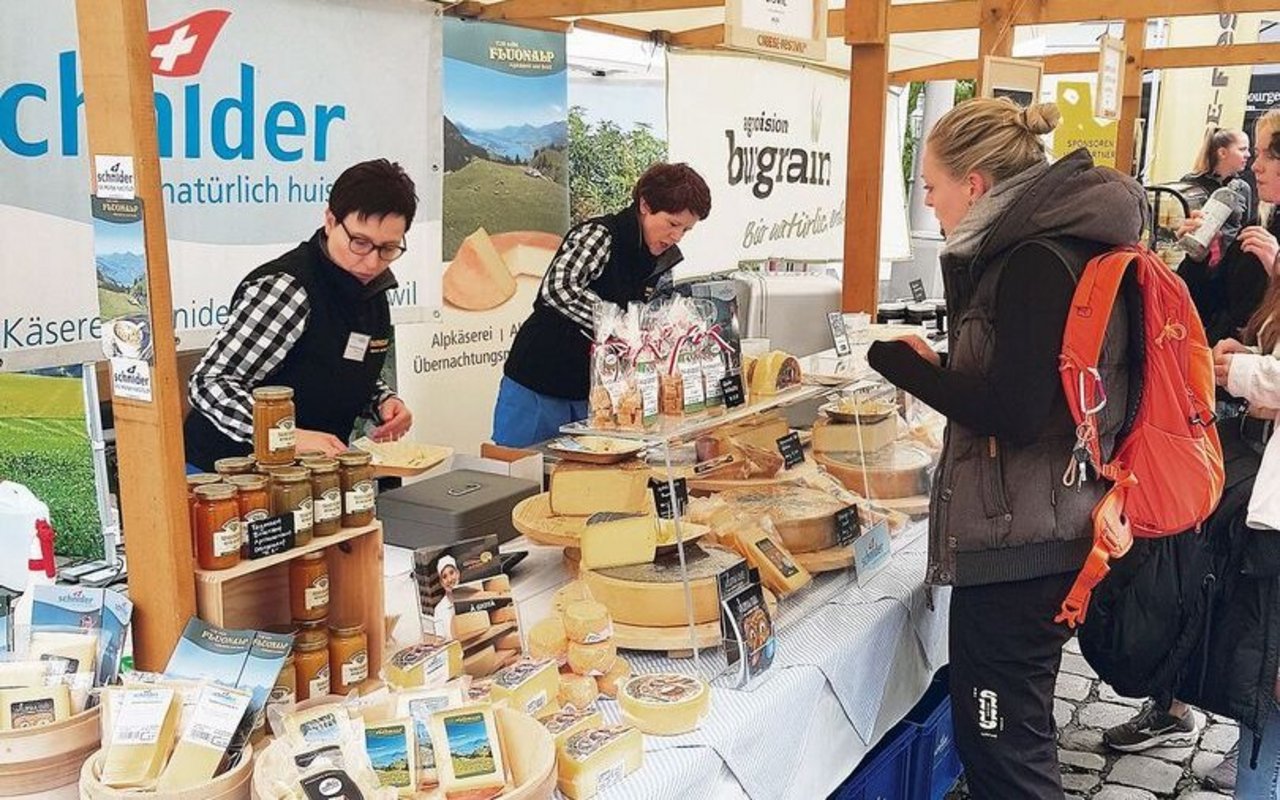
(336, 451, 375, 528)
(271, 466, 314, 546)
(253, 385, 297, 467)
(303, 458, 342, 537)
(193, 484, 242, 571)
(328, 622, 369, 695)
(293, 632, 330, 701)
(289, 550, 330, 622)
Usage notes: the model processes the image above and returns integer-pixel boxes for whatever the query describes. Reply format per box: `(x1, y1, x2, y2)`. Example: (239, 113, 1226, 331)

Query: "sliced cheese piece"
(156, 685, 252, 791)
(0, 684, 70, 729)
(549, 461, 652, 517)
(443, 227, 516, 310)
(428, 705, 506, 797)
(0, 660, 51, 689)
(365, 718, 417, 797)
(491, 658, 560, 718)
(568, 640, 617, 677)
(453, 610, 491, 640)
(541, 704, 604, 747)
(30, 630, 98, 676)
(463, 645, 497, 678)
(557, 725, 643, 800)
(397, 682, 468, 789)
(528, 617, 569, 664)
(384, 639, 464, 689)
(501, 241, 557, 277)
(100, 686, 180, 788)
(581, 513, 658, 570)
(727, 526, 812, 597)
(562, 600, 613, 645)
(812, 415, 899, 454)
(559, 674, 599, 710)
(709, 412, 790, 453)
(618, 673, 710, 736)
(596, 656, 632, 700)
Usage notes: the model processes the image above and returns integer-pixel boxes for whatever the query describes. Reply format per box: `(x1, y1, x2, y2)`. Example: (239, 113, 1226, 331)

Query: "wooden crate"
(194, 522, 386, 688)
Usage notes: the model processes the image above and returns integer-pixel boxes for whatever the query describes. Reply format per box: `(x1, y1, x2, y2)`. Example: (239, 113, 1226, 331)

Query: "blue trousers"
(491, 377, 588, 448)
(1238, 706, 1280, 799)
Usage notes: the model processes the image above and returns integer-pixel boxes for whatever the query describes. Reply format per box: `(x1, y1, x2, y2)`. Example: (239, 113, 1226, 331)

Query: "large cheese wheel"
(618, 673, 710, 736)
(443, 227, 517, 310)
(578, 544, 740, 627)
(716, 485, 847, 553)
(815, 443, 932, 499)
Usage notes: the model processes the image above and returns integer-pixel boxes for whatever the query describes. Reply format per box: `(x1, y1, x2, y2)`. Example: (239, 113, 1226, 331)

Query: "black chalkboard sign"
(649, 477, 689, 520)
(836, 505, 862, 548)
(720, 374, 746, 409)
(246, 514, 296, 559)
(776, 432, 805, 469)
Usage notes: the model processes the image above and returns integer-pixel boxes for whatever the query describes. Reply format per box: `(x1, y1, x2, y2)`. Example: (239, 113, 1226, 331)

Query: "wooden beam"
(572, 18, 662, 42)
(1043, 51, 1099, 74)
(481, 0, 722, 20)
(1115, 20, 1145, 176)
(844, 1, 890, 313)
(1144, 41, 1280, 70)
(668, 23, 723, 48)
(978, 0, 1016, 94)
(1029, 0, 1280, 25)
(889, 60, 979, 85)
(887, 0, 978, 34)
(74, 0, 195, 671)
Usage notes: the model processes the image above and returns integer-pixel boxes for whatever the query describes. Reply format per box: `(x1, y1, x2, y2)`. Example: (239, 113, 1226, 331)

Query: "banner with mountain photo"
(395, 19, 569, 450)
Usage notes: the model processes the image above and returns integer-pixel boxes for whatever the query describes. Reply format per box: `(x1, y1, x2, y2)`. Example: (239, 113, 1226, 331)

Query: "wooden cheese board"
(512, 492, 586, 548)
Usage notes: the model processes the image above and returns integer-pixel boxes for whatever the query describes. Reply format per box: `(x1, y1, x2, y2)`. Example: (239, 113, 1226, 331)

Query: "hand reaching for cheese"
(894, 334, 941, 367)
(295, 428, 348, 456)
(372, 396, 413, 441)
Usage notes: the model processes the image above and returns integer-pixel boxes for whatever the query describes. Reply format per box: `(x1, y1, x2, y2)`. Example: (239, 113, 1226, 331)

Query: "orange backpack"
(1054, 244, 1225, 628)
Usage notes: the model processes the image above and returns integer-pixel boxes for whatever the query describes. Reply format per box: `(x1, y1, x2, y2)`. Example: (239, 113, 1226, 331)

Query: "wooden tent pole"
(75, 0, 195, 670)
(1115, 19, 1147, 177)
(842, 0, 890, 313)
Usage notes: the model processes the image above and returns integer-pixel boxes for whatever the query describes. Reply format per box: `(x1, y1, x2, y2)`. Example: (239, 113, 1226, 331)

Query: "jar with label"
(303, 458, 342, 536)
(193, 484, 242, 571)
(253, 385, 297, 467)
(328, 622, 369, 695)
(293, 636, 330, 701)
(213, 456, 256, 478)
(289, 550, 330, 621)
(186, 473, 222, 552)
(336, 451, 375, 528)
(271, 466, 314, 546)
(226, 474, 270, 558)
(877, 301, 908, 325)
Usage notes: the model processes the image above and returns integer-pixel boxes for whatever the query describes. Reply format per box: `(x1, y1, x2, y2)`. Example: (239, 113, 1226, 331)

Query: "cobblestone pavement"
(944, 637, 1236, 799)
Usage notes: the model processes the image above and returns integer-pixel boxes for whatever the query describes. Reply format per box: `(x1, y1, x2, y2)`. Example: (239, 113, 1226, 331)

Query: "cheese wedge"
(443, 227, 517, 310)
(156, 685, 253, 791)
(541, 704, 604, 747)
(727, 526, 812, 597)
(557, 725, 643, 799)
(568, 640, 617, 677)
(453, 610, 490, 640)
(562, 600, 613, 645)
(581, 513, 658, 570)
(428, 705, 506, 797)
(490, 658, 560, 718)
(0, 684, 70, 729)
(559, 674, 599, 710)
(812, 415, 898, 454)
(549, 461, 652, 517)
(618, 673, 710, 736)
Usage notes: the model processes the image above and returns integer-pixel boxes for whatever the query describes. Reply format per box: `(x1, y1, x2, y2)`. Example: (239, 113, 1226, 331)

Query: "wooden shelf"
(194, 522, 381, 585)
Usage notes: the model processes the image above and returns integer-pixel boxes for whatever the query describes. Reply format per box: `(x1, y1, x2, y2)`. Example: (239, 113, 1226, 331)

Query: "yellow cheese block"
(558, 674, 599, 710)
(562, 600, 613, 645)
(618, 673, 710, 736)
(0, 684, 70, 729)
(541, 705, 604, 747)
(30, 630, 98, 675)
(463, 645, 497, 678)
(443, 227, 517, 310)
(581, 513, 658, 570)
(483, 575, 512, 593)
(491, 658, 560, 717)
(453, 610, 491, 640)
(549, 461, 652, 517)
(156, 685, 253, 792)
(101, 686, 180, 788)
(528, 617, 569, 664)
(365, 718, 417, 797)
(557, 725, 643, 800)
(812, 414, 899, 454)
(428, 705, 506, 797)
(596, 656, 632, 700)
(384, 639, 464, 689)
(490, 604, 518, 625)
(728, 527, 812, 597)
(709, 412, 790, 453)
(568, 640, 617, 677)
(0, 660, 51, 689)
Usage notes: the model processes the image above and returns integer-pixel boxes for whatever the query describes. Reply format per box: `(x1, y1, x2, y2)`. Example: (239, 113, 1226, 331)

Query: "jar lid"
(227, 474, 269, 491)
(271, 466, 309, 483)
(214, 456, 256, 473)
(907, 303, 936, 314)
(295, 617, 328, 630)
(264, 623, 300, 637)
(329, 621, 366, 636)
(299, 550, 327, 562)
(301, 457, 339, 473)
(186, 473, 222, 487)
(336, 451, 372, 467)
(878, 301, 908, 312)
(296, 450, 326, 460)
(294, 636, 327, 652)
(193, 483, 236, 501)
(253, 385, 294, 401)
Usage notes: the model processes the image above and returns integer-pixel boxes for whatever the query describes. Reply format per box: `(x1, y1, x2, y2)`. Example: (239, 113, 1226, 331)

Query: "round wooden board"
(652, 457, 824, 494)
(611, 618, 723, 652)
(512, 492, 586, 548)
(872, 494, 931, 517)
(794, 546, 855, 573)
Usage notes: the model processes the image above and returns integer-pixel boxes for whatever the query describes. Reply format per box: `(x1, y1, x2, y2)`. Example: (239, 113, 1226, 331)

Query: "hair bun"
(1020, 102, 1061, 135)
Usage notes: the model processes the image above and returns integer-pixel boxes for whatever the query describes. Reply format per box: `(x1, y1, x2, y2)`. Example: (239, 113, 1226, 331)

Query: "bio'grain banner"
(0, 0, 442, 371)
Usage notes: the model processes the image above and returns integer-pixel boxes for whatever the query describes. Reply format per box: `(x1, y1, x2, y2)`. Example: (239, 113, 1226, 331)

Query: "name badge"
(344, 332, 371, 362)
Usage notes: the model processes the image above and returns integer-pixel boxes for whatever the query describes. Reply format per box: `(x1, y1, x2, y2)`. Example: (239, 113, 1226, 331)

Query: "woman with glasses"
(183, 159, 418, 470)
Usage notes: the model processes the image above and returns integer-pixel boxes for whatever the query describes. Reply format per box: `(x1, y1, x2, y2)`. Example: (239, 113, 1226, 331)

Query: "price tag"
(909, 279, 927, 303)
(775, 432, 805, 469)
(648, 477, 689, 520)
(827, 311, 852, 357)
(835, 505, 861, 548)
(854, 520, 893, 587)
(246, 514, 296, 559)
(720, 374, 746, 409)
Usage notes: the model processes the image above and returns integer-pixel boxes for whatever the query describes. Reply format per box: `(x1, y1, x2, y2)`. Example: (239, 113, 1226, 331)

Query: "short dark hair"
(328, 159, 419, 231)
(633, 162, 711, 220)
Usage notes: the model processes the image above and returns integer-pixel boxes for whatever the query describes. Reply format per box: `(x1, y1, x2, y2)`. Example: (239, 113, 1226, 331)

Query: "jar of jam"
(328, 622, 369, 695)
(336, 451, 375, 528)
(193, 483, 242, 571)
(227, 474, 270, 557)
(294, 635, 330, 701)
(269, 651, 297, 709)
(253, 385, 296, 467)
(303, 458, 342, 536)
(186, 474, 222, 552)
(289, 550, 330, 621)
(214, 456, 256, 478)
(271, 466, 314, 546)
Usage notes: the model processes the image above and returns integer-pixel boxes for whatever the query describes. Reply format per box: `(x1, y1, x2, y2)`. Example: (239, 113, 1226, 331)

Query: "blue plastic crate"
(905, 669, 964, 800)
(830, 720, 916, 800)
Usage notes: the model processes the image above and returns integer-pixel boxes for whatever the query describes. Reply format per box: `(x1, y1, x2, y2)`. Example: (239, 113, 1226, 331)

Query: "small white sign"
(854, 520, 892, 587)
(110, 357, 152, 402)
(94, 155, 136, 200)
(1095, 35, 1126, 121)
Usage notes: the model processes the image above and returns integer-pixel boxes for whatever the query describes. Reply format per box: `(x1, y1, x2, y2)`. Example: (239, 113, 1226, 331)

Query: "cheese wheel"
(549, 461, 652, 517)
(618, 673, 710, 736)
(568, 640, 617, 677)
(558, 673, 599, 710)
(596, 656, 632, 699)
(529, 617, 569, 664)
(442, 227, 517, 310)
(562, 600, 613, 644)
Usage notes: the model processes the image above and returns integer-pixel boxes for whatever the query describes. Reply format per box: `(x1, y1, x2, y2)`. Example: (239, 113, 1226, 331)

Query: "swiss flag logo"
(148, 10, 231, 77)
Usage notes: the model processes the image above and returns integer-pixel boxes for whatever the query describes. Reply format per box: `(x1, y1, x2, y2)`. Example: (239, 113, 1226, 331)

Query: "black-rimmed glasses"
(339, 220, 407, 261)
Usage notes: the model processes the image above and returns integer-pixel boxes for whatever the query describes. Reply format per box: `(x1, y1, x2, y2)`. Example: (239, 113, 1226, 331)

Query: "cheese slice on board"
(557, 725, 643, 800)
(443, 227, 517, 310)
(618, 673, 710, 736)
(549, 461, 652, 517)
(428, 705, 506, 797)
(581, 513, 657, 570)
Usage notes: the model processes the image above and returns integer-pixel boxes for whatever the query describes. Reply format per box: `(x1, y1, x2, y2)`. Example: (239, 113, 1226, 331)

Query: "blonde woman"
(869, 98, 1147, 797)
(1183, 126, 1256, 246)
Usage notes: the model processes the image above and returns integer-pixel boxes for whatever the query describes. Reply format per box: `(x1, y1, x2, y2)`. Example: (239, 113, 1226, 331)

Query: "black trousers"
(949, 571, 1078, 800)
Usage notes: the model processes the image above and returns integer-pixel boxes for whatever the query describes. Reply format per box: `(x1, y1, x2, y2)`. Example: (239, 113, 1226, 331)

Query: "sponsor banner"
(1, 0, 441, 369)
(395, 19, 568, 450)
(1052, 81, 1118, 168)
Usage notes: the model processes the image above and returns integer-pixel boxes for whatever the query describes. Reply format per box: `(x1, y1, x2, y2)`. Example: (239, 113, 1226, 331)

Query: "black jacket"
(1177, 214, 1274, 346)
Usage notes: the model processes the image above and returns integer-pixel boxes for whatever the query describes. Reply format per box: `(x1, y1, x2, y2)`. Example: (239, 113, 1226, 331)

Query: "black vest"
(504, 205, 680, 400)
(183, 231, 395, 469)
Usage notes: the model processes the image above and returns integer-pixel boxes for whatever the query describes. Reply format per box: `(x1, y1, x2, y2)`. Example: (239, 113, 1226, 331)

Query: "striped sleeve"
(188, 273, 310, 442)
(538, 223, 612, 331)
